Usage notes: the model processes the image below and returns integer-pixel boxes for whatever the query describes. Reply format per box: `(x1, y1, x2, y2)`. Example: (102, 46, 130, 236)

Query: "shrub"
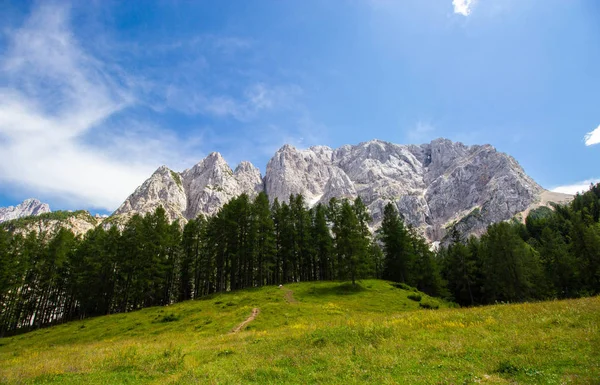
(391, 282, 418, 292)
(496, 361, 520, 375)
(419, 301, 439, 310)
(156, 313, 179, 323)
(407, 293, 422, 302)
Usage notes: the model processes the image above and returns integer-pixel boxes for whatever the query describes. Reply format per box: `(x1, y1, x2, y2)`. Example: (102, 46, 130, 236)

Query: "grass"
(0, 280, 598, 384)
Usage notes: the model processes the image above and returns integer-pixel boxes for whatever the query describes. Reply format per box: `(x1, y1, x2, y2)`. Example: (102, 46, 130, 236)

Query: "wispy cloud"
(0, 3, 200, 211)
(407, 121, 435, 143)
(166, 83, 303, 121)
(584, 124, 600, 146)
(0, 3, 324, 211)
(551, 179, 600, 195)
(452, 0, 477, 16)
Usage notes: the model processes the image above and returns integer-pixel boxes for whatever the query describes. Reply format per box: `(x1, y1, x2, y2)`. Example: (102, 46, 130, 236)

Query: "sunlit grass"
(0, 280, 598, 384)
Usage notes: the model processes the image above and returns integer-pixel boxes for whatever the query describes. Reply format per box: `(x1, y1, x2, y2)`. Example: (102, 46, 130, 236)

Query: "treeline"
(0, 193, 394, 336)
(1, 184, 599, 336)
(439, 184, 600, 306)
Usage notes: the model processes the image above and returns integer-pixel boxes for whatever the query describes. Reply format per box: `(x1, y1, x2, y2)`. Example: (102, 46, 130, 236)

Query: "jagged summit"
(115, 153, 263, 223)
(0, 198, 51, 223)
(112, 138, 556, 241)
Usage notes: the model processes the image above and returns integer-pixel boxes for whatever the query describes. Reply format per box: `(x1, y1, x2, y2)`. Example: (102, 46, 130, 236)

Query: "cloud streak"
(166, 82, 302, 121)
(584, 124, 600, 146)
(0, 3, 322, 211)
(551, 178, 600, 195)
(407, 121, 435, 143)
(0, 4, 195, 211)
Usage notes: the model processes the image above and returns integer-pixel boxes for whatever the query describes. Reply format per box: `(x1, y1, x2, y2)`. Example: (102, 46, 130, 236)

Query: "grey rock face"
(114, 138, 548, 241)
(182, 153, 263, 219)
(114, 165, 187, 223)
(114, 153, 263, 223)
(264, 138, 544, 241)
(0, 198, 51, 223)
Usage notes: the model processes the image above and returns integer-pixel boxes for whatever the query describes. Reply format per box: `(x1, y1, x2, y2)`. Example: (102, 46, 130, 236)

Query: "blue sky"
(0, 0, 598, 214)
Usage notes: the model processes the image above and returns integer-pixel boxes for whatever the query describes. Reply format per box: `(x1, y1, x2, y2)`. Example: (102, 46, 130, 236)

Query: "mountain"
(112, 138, 571, 241)
(113, 152, 263, 223)
(0, 198, 50, 223)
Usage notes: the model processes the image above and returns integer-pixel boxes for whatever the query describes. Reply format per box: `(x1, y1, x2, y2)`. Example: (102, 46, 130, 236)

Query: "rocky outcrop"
(1, 210, 100, 238)
(0, 198, 51, 223)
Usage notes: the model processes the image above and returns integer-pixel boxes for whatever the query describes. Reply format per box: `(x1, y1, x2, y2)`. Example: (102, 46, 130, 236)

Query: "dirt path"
(231, 308, 260, 333)
(281, 286, 298, 304)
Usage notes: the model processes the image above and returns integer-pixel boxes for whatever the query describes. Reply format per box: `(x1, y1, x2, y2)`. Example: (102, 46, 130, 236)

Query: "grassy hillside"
(0, 280, 598, 384)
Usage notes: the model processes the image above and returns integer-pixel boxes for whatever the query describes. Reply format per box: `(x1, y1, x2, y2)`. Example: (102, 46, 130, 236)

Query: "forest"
(1, 184, 599, 337)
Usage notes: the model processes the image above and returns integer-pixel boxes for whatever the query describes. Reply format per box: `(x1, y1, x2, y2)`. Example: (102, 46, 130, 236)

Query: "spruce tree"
(379, 202, 413, 283)
(252, 192, 276, 287)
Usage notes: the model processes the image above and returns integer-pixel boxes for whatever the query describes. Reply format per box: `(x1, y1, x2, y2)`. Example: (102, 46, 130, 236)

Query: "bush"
(155, 313, 179, 323)
(419, 301, 439, 310)
(391, 282, 418, 292)
(496, 361, 520, 375)
(407, 293, 422, 302)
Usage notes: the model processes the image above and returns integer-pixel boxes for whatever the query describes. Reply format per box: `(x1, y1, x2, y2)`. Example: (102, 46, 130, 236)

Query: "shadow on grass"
(305, 282, 367, 297)
(390, 282, 418, 292)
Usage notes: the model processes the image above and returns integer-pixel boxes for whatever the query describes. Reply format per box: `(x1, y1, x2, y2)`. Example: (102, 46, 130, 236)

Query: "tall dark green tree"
(253, 192, 276, 286)
(330, 199, 371, 285)
(408, 226, 446, 298)
(442, 228, 478, 305)
(312, 203, 333, 280)
(379, 202, 413, 283)
(480, 222, 545, 302)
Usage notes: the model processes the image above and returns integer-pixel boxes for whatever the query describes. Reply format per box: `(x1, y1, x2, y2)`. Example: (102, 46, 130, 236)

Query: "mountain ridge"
(113, 137, 570, 241)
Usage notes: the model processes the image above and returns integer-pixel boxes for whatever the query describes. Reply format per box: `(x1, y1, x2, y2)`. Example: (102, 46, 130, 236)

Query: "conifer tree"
(312, 203, 333, 280)
(253, 192, 276, 286)
(379, 202, 413, 283)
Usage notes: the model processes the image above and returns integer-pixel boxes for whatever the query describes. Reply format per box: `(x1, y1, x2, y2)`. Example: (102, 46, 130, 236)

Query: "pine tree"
(442, 228, 478, 305)
(408, 226, 446, 297)
(312, 203, 333, 280)
(252, 192, 275, 287)
(481, 222, 544, 302)
(333, 199, 371, 285)
(379, 202, 413, 283)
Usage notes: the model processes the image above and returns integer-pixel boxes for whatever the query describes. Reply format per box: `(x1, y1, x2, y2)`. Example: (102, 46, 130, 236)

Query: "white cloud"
(551, 179, 600, 195)
(0, 3, 321, 211)
(584, 124, 600, 146)
(452, 0, 477, 16)
(0, 3, 198, 211)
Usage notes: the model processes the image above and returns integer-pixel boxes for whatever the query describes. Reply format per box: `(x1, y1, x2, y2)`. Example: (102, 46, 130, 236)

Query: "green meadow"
(0, 280, 598, 384)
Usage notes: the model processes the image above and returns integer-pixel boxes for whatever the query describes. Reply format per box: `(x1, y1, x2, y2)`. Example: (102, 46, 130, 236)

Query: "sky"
(0, 0, 599, 214)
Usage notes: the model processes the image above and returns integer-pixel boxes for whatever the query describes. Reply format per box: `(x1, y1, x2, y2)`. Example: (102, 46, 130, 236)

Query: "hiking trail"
(231, 308, 260, 333)
(280, 286, 298, 304)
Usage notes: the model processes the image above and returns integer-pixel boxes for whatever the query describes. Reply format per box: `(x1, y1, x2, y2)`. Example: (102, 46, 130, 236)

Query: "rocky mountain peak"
(234, 161, 258, 174)
(114, 165, 186, 223)
(0, 198, 51, 223)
